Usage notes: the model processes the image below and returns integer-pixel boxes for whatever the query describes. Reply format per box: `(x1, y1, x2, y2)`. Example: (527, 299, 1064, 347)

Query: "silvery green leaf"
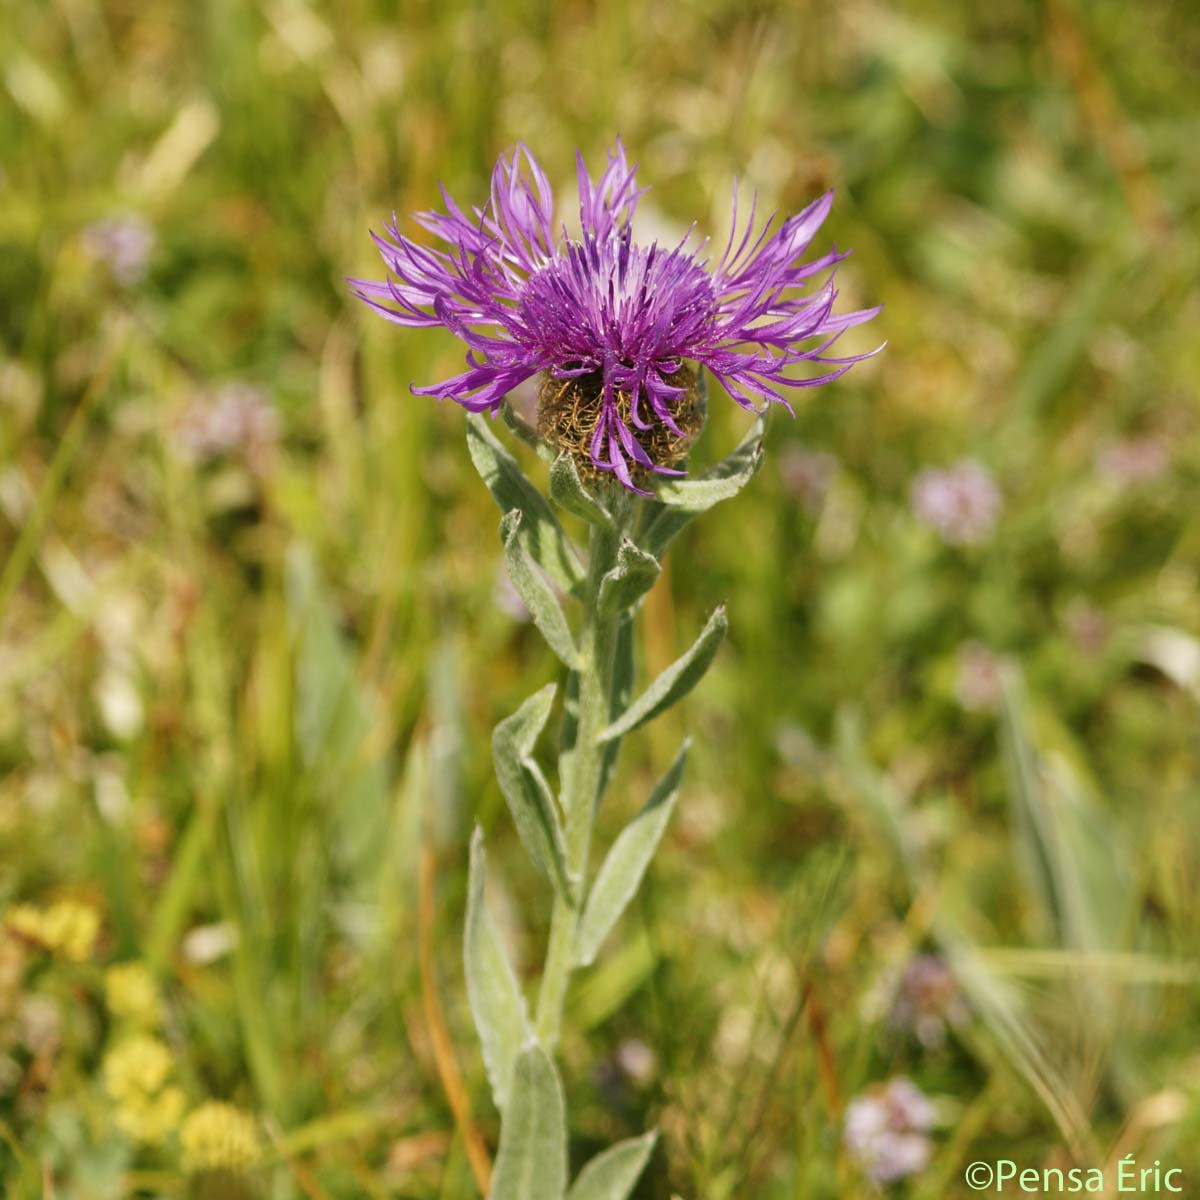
(493, 685, 574, 898)
(598, 607, 727, 743)
(549, 453, 614, 528)
(567, 1132, 658, 1200)
(465, 830, 531, 1112)
(501, 402, 555, 463)
(638, 417, 765, 559)
(467, 415, 583, 594)
(598, 538, 661, 617)
(576, 742, 688, 966)
(500, 511, 580, 669)
(488, 1043, 568, 1200)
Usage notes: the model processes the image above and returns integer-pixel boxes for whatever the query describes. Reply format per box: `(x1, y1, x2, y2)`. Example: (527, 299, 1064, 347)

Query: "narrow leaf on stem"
(567, 1132, 659, 1200)
(488, 1043, 568, 1200)
(467, 415, 584, 594)
(576, 741, 689, 966)
(550, 452, 614, 528)
(638, 417, 765, 559)
(492, 684, 575, 898)
(500, 510, 580, 668)
(598, 538, 661, 618)
(597, 607, 728, 743)
(464, 830, 531, 1112)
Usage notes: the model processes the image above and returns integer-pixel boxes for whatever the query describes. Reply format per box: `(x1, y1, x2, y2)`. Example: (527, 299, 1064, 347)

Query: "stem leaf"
(493, 684, 574, 898)
(567, 1132, 659, 1200)
(500, 510, 580, 668)
(465, 830, 531, 1112)
(550, 452, 614, 528)
(467, 415, 583, 594)
(598, 607, 727, 743)
(637, 417, 765, 559)
(598, 538, 661, 618)
(576, 742, 688, 966)
(488, 1043, 568, 1200)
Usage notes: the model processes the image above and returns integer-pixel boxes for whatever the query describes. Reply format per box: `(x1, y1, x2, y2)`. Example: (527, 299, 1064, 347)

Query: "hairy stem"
(535, 503, 628, 1045)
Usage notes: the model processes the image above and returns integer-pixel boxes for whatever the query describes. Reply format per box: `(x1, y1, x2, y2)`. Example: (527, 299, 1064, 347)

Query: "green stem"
(535, 503, 627, 1045)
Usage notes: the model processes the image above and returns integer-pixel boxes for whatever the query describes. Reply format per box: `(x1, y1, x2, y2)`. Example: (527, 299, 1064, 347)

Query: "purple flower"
(351, 142, 879, 493)
(844, 1077, 936, 1185)
(83, 213, 156, 286)
(779, 445, 838, 513)
(174, 382, 280, 474)
(912, 459, 1002, 546)
(889, 954, 969, 1047)
(1096, 436, 1170, 486)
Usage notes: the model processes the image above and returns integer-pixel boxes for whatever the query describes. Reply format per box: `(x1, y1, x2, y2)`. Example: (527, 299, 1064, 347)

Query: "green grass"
(2, 0, 1199, 1195)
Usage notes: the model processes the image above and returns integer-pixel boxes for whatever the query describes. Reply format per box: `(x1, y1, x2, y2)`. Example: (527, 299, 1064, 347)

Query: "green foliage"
(491, 684, 573, 899)
(465, 830, 532, 1114)
(598, 607, 728, 742)
(3, 0, 1199, 1194)
(488, 1045, 568, 1200)
(577, 741, 689, 968)
(567, 1133, 658, 1200)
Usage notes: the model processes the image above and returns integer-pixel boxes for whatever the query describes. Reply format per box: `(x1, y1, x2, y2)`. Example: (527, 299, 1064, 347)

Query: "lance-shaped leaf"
(493, 685, 574, 898)
(500, 511, 580, 668)
(576, 742, 688, 966)
(550, 452, 614, 528)
(467, 415, 583, 594)
(638, 418, 765, 559)
(567, 1132, 659, 1200)
(488, 1043, 568, 1200)
(465, 830, 531, 1112)
(598, 608, 727, 744)
(501, 401, 555, 463)
(598, 538, 661, 617)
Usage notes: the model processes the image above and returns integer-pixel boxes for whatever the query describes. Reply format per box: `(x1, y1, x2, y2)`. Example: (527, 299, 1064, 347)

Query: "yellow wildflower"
(181, 1102, 261, 1173)
(103, 1034, 183, 1145)
(5, 899, 100, 962)
(115, 1084, 186, 1144)
(105, 962, 161, 1027)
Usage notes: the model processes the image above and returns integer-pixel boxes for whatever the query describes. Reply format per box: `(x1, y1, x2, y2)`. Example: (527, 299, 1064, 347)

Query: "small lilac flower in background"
(912, 459, 1002, 546)
(1065, 599, 1109, 657)
(82, 213, 156, 286)
(779, 444, 838, 513)
(955, 640, 1003, 713)
(351, 142, 879, 492)
(175, 382, 280, 475)
(889, 954, 969, 1048)
(844, 1077, 936, 1185)
(1096, 435, 1170, 486)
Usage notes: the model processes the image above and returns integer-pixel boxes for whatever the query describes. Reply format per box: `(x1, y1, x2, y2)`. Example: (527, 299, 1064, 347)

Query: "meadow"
(1, 0, 1199, 1195)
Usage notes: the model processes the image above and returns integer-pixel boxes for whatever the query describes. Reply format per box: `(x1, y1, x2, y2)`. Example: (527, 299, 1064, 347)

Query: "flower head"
(912, 459, 1002, 546)
(351, 142, 879, 493)
(105, 961, 162, 1028)
(103, 1033, 186, 1144)
(844, 1076, 936, 1185)
(181, 1102, 261, 1173)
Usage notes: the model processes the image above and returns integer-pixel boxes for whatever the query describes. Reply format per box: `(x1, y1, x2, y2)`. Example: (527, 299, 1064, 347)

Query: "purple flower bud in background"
(955, 641, 1003, 713)
(1095, 436, 1170, 486)
(844, 1077, 936, 1185)
(779, 445, 839, 513)
(889, 954, 969, 1047)
(351, 142, 880, 493)
(912, 459, 1001, 546)
(82, 213, 156, 286)
(175, 383, 280, 475)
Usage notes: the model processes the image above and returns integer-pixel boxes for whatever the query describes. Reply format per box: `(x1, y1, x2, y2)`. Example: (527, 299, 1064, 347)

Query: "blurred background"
(2, 0, 1198, 1195)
